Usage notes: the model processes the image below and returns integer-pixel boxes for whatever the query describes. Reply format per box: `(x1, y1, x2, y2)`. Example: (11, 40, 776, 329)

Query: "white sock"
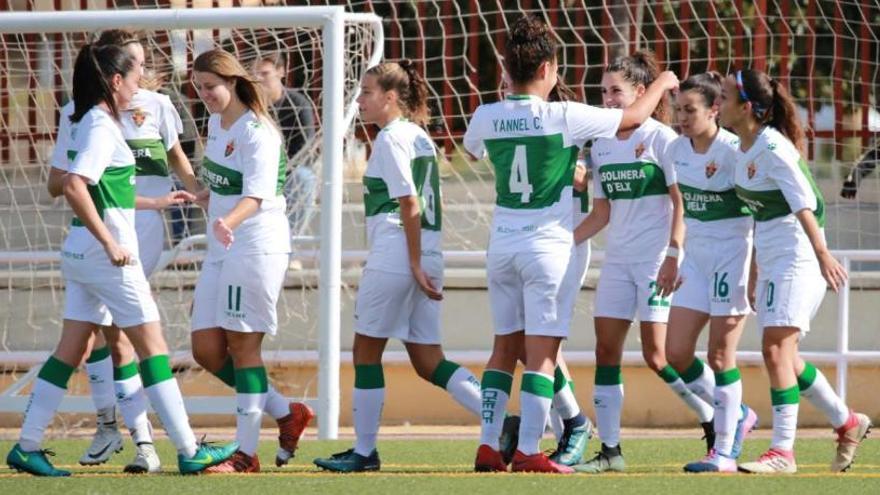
(552, 366, 581, 420)
(114, 362, 152, 445)
(770, 386, 799, 451)
(235, 367, 269, 457)
(140, 356, 197, 458)
(479, 369, 512, 450)
(518, 371, 554, 455)
(713, 368, 743, 456)
(798, 362, 849, 428)
(264, 385, 291, 420)
(353, 364, 385, 456)
(85, 347, 116, 415)
(549, 408, 564, 442)
(19, 357, 75, 451)
(443, 366, 482, 417)
(593, 384, 624, 448)
(681, 358, 716, 406)
(668, 378, 714, 423)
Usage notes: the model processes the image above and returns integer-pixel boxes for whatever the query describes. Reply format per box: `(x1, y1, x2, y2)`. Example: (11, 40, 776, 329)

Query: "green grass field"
(1, 437, 878, 494)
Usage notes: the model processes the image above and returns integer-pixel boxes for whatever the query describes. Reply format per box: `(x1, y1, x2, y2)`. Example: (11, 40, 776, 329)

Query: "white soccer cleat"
(738, 448, 797, 474)
(832, 411, 872, 472)
(123, 443, 162, 474)
(79, 420, 124, 465)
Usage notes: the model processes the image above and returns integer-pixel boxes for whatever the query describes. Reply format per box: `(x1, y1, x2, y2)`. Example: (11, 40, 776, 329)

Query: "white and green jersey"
(463, 95, 622, 254)
(61, 106, 138, 267)
(591, 118, 678, 263)
(734, 126, 825, 276)
(668, 127, 751, 244)
(363, 118, 442, 276)
(51, 90, 182, 198)
(201, 110, 290, 261)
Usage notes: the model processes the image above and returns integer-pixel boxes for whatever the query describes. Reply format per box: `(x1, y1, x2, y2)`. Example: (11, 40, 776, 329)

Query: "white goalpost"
(0, 6, 383, 440)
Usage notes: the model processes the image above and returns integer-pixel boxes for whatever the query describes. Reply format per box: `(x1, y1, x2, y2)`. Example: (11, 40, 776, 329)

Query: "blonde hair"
(194, 49, 272, 122)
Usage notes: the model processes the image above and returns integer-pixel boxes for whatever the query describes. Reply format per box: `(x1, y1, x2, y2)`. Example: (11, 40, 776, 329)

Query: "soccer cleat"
(123, 442, 161, 474)
(510, 450, 574, 473)
(548, 417, 593, 466)
(574, 443, 626, 474)
(79, 420, 124, 465)
(730, 404, 759, 459)
(474, 444, 507, 472)
(683, 449, 738, 473)
(700, 421, 716, 455)
(313, 448, 380, 473)
(204, 450, 261, 474)
(831, 411, 872, 472)
(177, 440, 239, 475)
(6, 444, 71, 477)
(275, 402, 315, 467)
(499, 415, 520, 464)
(738, 448, 797, 474)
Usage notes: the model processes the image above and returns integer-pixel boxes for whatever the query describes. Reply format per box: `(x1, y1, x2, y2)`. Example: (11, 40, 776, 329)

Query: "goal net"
(0, 4, 382, 439)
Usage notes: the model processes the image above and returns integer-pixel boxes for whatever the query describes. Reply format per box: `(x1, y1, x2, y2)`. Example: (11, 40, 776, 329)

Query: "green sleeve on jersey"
(277, 147, 287, 195)
(484, 133, 577, 210)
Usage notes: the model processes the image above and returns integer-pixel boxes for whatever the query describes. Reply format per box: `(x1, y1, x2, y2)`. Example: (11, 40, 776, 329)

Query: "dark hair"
(679, 71, 723, 108)
(606, 50, 668, 123)
(548, 80, 577, 102)
(736, 69, 805, 154)
(365, 59, 430, 126)
(504, 15, 558, 86)
(95, 29, 139, 48)
(71, 44, 135, 122)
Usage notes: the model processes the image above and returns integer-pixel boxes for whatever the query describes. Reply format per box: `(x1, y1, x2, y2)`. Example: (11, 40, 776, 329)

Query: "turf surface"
(1, 437, 878, 494)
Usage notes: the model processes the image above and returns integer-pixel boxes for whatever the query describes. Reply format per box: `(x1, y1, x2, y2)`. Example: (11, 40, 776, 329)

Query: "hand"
(573, 163, 588, 192)
(656, 70, 680, 92)
(194, 188, 210, 210)
(840, 179, 857, 199)
(156, 190, 197, 209)
(655, 256, 681, 298)
(412, 265, 443, 301)
(213, 218, 235, 249)
(817, 250, 848, 292)
(104, 241, 132, 267)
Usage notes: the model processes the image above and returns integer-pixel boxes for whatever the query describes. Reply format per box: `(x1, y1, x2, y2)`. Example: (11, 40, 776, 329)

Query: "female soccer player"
(464, 17, 677, 473)
(573, 52, 713, 474)
(189, 49, 313, 473)
(313, 59, 482, 473)
(47, 29, 200, 473)
(722, 69, 871, 474)
(6, 43, 236, 478)
(660, 72, 758, 473)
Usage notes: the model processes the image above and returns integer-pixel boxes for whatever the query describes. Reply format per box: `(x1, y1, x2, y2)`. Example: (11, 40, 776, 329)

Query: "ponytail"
(548, 79, 577, 102)
(366, 60, 430, 126)
(606, 49, 669, 123)
(71, 43, 134, 122)
(736, 69, 805, 154)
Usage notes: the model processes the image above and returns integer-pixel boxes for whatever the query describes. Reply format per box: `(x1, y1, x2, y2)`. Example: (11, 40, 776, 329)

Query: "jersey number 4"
(509, 145, 534, 203)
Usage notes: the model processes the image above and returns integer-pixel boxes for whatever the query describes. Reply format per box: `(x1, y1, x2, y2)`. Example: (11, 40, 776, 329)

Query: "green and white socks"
(114, 360, 153, 445)
(430, 359, 482, 416)
(552, 366, 581, 420)
(235, 367, 268, 456)
(593, 365, 624, 448)
(353, 364, 385, 456)
(85, 346, 116, 424)
(798, 362, 849, 428)
(713, 368, 743, 455)
(212, 357, 291, 420)
(680, 359, 716, 406)
(19, 356, 76, 451)
(140, 355, 198, 458)
(479, 369, 513, 449)
(770, 385, 799, 451)
(518, 372, 554, 455)
(659, 364, 714, 423)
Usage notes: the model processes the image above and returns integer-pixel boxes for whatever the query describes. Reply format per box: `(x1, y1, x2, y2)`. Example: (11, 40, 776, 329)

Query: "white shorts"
(557, 242, 591, 332)
(353, 267, 443, 345)
(135, 209, 165, 278)
(191, 253, 289, 335)
(594, 256, 670, 323)
(62, 262, 159, 328)
(488, 250, 569, 337)
(756, 270, 826, 335)
(673, 238, 752, 316)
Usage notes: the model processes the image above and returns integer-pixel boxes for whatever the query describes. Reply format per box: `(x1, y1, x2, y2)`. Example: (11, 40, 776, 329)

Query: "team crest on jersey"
(705, 161, 718, 178)
(225, 139, 235, 157)
(634, 142, 646, 158)
(130, 107, 147, 127)
(747, 162, 757, 179)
